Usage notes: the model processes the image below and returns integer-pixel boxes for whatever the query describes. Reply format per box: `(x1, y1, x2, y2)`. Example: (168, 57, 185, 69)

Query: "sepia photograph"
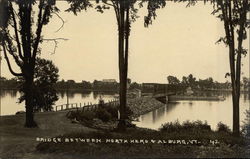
(0, 0, 250, 158)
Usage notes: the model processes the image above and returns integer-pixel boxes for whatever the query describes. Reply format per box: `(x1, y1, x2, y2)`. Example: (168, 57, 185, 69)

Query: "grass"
(0, 111, 95, 159)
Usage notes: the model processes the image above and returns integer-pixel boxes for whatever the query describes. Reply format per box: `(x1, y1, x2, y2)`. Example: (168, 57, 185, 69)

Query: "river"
(1, 90, 249, 130)
(136, 92, 250, 130)
(0, 90, 117, 116)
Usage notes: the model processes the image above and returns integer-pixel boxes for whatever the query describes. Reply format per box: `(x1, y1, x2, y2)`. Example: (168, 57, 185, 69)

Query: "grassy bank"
(0, 111, 95, 159)
(36, 121, 250, 158)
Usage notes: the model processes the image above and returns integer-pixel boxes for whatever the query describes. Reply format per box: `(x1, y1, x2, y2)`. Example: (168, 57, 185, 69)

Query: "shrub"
(242, 110, 250, 138)
(159, 120, 182, 133)
(216, 122, 231, 133)
(96, 108, 112, 122)
(66, 111, 78, 119)
(79, 111, 95, 121)
(66, 110, 95, 121)
(160, 120, 211, 133)
(102, 104, 118, 119)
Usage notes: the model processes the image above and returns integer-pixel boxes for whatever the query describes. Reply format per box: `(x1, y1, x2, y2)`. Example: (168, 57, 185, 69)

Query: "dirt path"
(0, 111, 95, 159)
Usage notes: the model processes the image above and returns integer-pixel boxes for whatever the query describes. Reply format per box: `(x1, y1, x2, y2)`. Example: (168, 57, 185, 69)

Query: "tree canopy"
(19, 58, 59, 112)
(0, 0, 60, 127)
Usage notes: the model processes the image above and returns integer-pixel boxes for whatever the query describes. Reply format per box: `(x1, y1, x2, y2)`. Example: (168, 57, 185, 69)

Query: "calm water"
(0, 90, 117, 116)
(135, 92, 250, 130)
(1, 90, 250, 130)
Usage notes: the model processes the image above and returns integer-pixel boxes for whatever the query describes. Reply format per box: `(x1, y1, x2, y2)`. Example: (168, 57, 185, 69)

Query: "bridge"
(53, 99, 119, 112)
(151, 84, 186, 104)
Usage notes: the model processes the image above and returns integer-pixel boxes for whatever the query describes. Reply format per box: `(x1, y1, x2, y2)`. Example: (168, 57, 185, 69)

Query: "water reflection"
(152, 110, 157, 123)
(93, 91, 117, 100)
(166, 102, 178, 113)
(1, 90, 118, 115)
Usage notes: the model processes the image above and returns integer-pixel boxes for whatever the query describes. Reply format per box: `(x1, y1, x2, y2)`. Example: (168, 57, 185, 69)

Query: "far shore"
(1, 87, 249, 93)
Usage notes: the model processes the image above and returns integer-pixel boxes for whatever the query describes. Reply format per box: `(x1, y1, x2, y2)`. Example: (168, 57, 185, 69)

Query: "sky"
(1, 1, 249, 83)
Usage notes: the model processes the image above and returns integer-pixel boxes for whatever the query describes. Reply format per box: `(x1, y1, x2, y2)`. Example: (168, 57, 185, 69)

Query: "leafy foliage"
(167, 76, 180, 85)
(0, 0, 60, 127)
(19, 58, 59, 112)
(159, 120, 211, 133)
(242, 110, 250, 138)
(217, 122, 231, 134)
(96, 107, 112, 122)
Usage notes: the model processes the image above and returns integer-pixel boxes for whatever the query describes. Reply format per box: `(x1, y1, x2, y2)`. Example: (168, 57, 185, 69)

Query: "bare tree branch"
(32, 0, 49, 61)
(10, 3, 24, 60)
(53, 12, 66, 33)
(3, 31, 23, 67)
(43, 38, 68, 54)
(2, 43, 23, 77)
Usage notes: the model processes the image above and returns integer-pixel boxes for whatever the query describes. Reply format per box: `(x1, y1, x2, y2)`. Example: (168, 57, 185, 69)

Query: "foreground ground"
(0, 111, 95, 159)
(1, 109, 250, 159)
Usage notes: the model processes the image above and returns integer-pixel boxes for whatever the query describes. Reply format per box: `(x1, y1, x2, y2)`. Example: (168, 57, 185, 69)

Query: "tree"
(82, 80, 92, 89)
(0, 0, 59, 127)
(242, 77, 250, 90)
(181, 74, 196, 88)
(178, 0, 249, 135)
(212, 0, 249, 136)
(19, 58, 59, 112)
(67, 0, 166, 130)
(167, 75, 180, 85)
(198, 77, 214, 90)
(129, 82, 141, 90)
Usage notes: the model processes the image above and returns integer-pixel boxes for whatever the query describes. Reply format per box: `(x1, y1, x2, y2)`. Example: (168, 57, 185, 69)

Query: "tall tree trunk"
(117, 0, 126, 130)
(124, 5, 130, 119)
(24, 71, 37, 128)
(232, 87, 240, 136)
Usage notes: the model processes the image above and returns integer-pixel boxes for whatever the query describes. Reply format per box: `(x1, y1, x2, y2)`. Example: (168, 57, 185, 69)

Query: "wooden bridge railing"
(54, 99, 119, 112)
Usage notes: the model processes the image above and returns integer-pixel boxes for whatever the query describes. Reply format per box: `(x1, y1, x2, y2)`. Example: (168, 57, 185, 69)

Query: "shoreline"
(168, 95, 225, 101)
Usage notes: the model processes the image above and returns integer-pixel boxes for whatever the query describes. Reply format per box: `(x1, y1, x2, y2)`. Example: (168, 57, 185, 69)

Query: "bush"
(79, 111, 95, 121)
(66, 110, 95, 121)
(102, 104, 118, 119)
(216, 122, 231, 133)
(96, 108, 112, 122)
(66, 103, 133, 124)
(159, 120, 182, 133)
(66, 111, 78, 119)
(160, 120, 211, 133)
(242, 110, 250, 138)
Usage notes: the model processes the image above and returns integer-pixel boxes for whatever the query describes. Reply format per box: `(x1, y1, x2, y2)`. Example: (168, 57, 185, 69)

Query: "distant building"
(102, 79, 117, 83)
(142, 83, 167, 93)
(186, 87, 194, 95)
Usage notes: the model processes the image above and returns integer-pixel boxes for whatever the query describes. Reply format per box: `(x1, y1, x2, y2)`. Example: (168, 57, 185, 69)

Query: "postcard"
(0, 0, 249, 158)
